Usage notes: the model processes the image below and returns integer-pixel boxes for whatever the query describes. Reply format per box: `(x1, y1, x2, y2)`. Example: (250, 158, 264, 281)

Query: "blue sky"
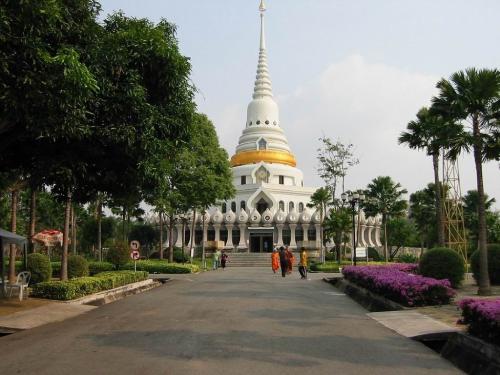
(99, 0, 500, 207)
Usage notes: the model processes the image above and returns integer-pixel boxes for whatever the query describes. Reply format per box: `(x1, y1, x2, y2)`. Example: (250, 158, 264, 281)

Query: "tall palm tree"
(363, 176, 408, 262)
(399, 107, 452, 246)
(307, 187, 332, 263)
(432, 68, 500, 296)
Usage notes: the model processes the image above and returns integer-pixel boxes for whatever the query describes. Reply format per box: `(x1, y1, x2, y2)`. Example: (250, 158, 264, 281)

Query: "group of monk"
(271, 246, 308, 279)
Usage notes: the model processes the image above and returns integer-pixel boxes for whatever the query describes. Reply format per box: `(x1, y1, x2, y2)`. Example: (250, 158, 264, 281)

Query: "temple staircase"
(225, 253, 273, 267)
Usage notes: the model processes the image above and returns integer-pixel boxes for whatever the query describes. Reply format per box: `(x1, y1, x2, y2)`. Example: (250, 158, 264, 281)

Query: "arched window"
(279, 201, 285, 211)
(298, 203, 304, 213)
(240, 201, 246, 210)
(258, 138, 267, 150)
(288, 201, 295, 212)
(231, 201, 236, 212)
(222, 203, 227, 213)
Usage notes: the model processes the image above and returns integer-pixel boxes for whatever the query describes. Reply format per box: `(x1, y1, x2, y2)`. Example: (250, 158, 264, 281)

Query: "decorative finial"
(259, 0, 266, 13)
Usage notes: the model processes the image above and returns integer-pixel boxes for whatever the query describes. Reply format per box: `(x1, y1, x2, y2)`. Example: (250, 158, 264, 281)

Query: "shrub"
(367, 247, 381, 261)
(397, 253, 418, 264)
(121, 260, 199, 274)
(458, 298, 500, 346)
(342, 265, 455, 307)
(31, 271, 148, 300)
(27, 253, 52, 284)
(68, 255, 89, 278)
(51, 261, 61, 277)
(470, 244, 500, 285)
(309, 262, 339, 273)
(419, 247, 465, 288)
(173, 248, 189, 263)
(88, 261, 115, 275)
(107, 241, 130, 269)
(325, 251, 336, 261)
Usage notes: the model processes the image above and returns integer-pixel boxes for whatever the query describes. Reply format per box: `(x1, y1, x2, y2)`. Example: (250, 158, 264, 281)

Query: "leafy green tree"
(409, 184, 438, 250)
(307, 187, 332, 263)
(317, 137, 359, 202)
(323, 207, 351, 263)
(363, 176, 408, 261)
(432, 68, 500, 295)
(462, 190, 498, 248)
(129, 223, 158, 257)
(386, 217, 419, 260)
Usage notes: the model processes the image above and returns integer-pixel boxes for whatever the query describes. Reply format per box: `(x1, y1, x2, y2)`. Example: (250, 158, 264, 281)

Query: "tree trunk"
(71, 205, 77, 254)
(122, 208, 126, 242)
(189, 208, 196, 261)
(181, 220, 186, 264)
(383, 214, 388, 263)
(168, 217, 174, 263)
(61, 191, 72, 281)
(473, 116, 491, 295)
(8, 189, 18, 283)
(159, 212, 164, 260)
(97, 199, 102, 261)
(432, 152, 445, 246)
(29, 188, 37, 253)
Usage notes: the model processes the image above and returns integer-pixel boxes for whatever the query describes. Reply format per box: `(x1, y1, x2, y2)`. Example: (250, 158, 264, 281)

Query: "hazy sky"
(99, 0, 500, 208)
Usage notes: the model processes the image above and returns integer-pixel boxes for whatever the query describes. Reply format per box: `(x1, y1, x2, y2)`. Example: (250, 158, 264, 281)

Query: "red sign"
(130, 250, 140, 260)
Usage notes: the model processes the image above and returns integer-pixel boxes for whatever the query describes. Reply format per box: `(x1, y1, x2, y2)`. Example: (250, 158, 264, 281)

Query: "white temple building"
(172, 1, 382, 254)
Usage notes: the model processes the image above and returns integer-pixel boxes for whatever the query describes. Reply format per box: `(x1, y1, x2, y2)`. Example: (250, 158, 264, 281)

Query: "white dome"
(299, 210, 311, 224)
(274, 209, 286, 224)
(211, 208, 223, 224)
(287, 208, 299, 224)
(237, 208, 249, 224)
(312, 210, 322, 224)
(249, 209, 262, 225)
(224, 209, 236, 224)
(261, 208, 273, 225)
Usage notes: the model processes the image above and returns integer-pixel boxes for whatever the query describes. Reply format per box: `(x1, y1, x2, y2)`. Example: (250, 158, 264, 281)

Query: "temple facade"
(172, 1, 382, 254)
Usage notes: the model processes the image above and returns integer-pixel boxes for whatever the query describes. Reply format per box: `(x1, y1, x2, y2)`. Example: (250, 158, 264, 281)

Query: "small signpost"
(130, 240, 140, 272)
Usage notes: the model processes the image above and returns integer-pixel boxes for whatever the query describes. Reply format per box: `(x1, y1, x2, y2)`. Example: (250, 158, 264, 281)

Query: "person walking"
(220, 251, 229, 270)
(285, 246, 294, 274)
(271, 248, 280, 274)
(213, 249, 221, 270)
(299, 247, 308, 279)
(278, 247, 288, 277)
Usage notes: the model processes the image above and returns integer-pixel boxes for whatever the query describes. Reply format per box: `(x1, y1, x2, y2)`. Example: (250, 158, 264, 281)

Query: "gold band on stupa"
(230, 150, 297, 167)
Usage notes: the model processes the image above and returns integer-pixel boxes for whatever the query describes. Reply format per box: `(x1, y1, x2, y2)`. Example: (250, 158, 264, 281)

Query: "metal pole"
(0, 238, 4, 297)
(352, 201, 357, 266)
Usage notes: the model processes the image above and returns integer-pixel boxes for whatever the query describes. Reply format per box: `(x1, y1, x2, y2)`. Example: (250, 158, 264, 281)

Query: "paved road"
(0, 268, 461, 374)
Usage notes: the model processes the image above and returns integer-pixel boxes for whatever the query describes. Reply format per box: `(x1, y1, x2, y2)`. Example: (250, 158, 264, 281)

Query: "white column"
(174, 224, 183, 248)
(202, 223, 208, 248)
(303, 224, 309, 242)
(374, 225, 382, 247)
(214, 224, 221, 242)
(225, 224, 234, 249)
(367, 226, 375, 247)
(238, 224, 247, 249)
(276, 224, 284, 247)
(289, 224, 297, 249)
(315, 224, 321, 250)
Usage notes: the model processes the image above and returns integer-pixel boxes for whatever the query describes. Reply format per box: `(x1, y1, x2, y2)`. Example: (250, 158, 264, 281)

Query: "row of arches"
(222, 200, 306, 214)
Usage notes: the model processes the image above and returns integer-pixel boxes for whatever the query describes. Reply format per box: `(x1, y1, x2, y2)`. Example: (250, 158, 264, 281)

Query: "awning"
(0, 228, 27, 246)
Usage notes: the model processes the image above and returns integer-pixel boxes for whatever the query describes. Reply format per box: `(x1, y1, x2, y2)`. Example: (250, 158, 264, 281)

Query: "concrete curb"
(323, 277, 408, 312)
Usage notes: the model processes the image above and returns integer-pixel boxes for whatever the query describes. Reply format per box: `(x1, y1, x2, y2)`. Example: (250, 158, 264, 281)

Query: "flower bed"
(31, 271, 149, 300)
(458, 298, 500, 346)
(342, 265, 455, 307)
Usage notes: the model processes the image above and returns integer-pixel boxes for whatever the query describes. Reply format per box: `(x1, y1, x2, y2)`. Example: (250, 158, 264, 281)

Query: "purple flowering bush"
(458, 298, 500, 345)
(342, 265, 455, 307)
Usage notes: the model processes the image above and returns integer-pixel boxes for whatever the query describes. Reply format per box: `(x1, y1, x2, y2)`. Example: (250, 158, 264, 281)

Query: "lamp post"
(341, 192, 365, 266)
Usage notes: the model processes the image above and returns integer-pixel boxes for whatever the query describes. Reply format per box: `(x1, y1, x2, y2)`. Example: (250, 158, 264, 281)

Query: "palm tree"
(432, 68, 500, 296)
(399, 107, 454, 246)
(307, 187, 332, 263)
(363, 176, 408, 262)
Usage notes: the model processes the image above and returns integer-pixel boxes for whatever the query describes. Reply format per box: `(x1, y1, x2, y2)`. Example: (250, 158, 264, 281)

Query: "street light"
(342, 192, 365, 266)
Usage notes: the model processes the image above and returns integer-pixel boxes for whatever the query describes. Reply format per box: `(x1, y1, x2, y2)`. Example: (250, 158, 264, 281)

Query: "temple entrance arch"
(247, 188, 276, 214)
(256, 198, 268, 214)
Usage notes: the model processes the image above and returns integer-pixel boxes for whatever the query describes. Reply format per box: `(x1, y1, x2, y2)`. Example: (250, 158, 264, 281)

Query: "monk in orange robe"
(285, 247, 295, 274)
(271, 249, 280, 273)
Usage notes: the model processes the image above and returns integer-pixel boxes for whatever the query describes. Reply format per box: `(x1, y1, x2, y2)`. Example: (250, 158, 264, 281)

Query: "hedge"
(27, 253, 52, 284)
(309, 262, 339, 273)
(68, 255, 89, 278)
(88, 261, 115, 275)
(121, 260, 199, 274)
(31, 271, 148, 300)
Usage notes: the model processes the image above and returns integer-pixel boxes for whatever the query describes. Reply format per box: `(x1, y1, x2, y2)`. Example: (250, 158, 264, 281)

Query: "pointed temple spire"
(253, 0, 273, 99)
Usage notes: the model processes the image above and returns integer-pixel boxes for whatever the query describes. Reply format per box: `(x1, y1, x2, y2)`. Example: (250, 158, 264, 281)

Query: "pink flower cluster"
(387, 263, 419, 274)
(458, 298, 500, 345)
(342, 265, 455, 307)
